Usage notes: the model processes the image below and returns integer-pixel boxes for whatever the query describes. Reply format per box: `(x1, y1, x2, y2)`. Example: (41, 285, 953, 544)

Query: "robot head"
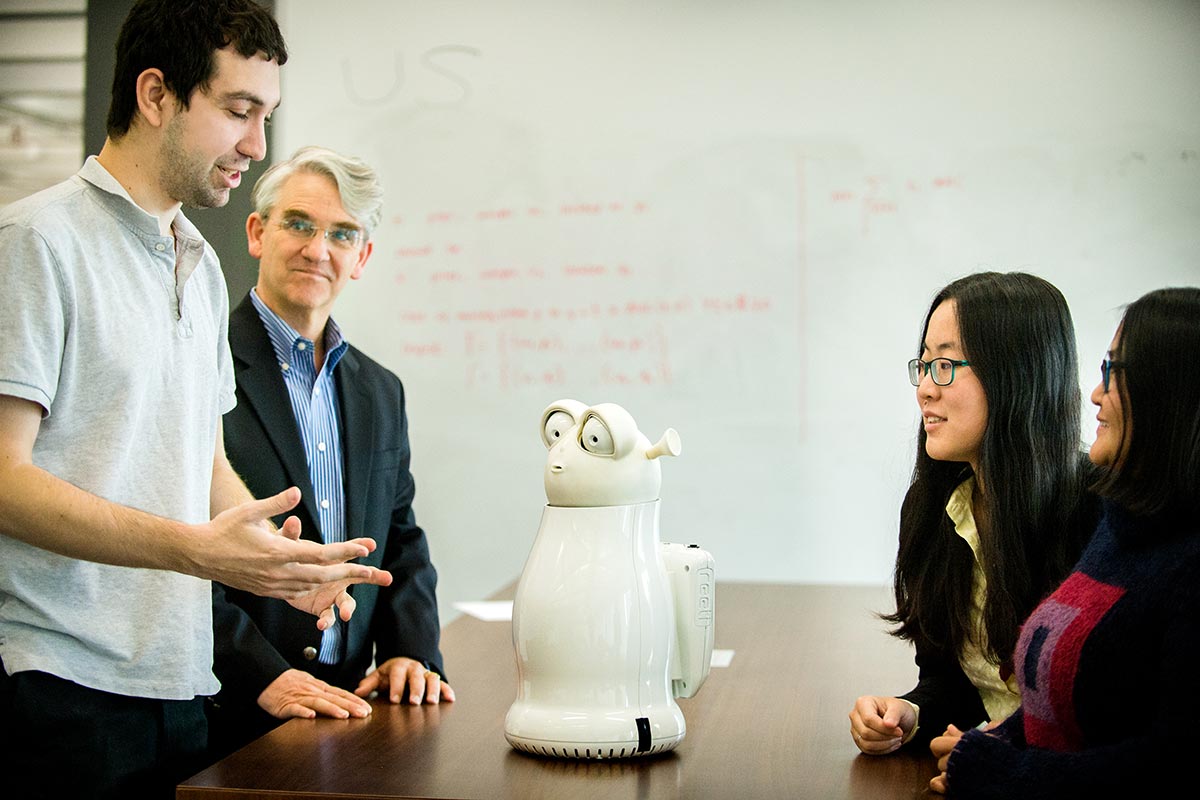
(540, 399, 681, 507)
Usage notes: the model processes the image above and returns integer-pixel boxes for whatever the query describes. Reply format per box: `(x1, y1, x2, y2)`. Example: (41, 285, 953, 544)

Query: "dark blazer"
(210, 294, 444, 721)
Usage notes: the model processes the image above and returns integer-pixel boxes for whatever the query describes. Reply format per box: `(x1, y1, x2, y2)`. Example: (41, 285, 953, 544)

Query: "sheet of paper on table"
(453, 600, 514, 621)
(710, 649, 734, 668)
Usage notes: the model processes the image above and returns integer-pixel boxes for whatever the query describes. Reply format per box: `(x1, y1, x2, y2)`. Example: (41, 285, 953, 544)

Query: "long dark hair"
(885, 272, 1095, 664)
(1093, 287, 1200, 519)
(107, 0, 289, 138)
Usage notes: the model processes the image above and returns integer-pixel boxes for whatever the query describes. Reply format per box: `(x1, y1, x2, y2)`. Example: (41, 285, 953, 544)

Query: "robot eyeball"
(580, 415, 615, 456)
(540, 399, 588, 449)
(542, 410, 575, 448)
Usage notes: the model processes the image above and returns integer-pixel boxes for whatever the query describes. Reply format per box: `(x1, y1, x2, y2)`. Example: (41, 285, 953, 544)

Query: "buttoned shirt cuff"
(899, 698, 921, 744)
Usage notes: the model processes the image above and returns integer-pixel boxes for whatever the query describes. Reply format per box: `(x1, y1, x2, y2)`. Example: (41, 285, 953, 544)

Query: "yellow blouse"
(944, 476, 1022, 722)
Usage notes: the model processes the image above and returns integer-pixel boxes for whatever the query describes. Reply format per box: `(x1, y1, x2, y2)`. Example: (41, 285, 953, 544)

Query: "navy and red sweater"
(945, 500, 1200, 797)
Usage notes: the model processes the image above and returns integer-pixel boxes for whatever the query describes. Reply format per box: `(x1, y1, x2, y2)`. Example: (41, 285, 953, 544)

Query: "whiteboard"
(272, 0, 1200, 619)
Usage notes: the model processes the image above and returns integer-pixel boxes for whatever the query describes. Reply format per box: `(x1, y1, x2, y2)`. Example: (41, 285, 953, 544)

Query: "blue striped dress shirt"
(250, 289, 349, 665)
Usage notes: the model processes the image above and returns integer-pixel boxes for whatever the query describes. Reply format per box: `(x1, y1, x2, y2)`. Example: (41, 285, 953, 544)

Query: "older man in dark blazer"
(207, 146, 451, 760)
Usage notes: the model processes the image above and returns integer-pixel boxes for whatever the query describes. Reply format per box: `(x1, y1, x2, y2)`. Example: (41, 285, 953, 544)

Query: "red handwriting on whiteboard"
(455, 308, 536, 323)
(505, 366, 566, 387)
(394, 199, 650, 229)
(563, 264, 607, 277)
(392, 295, 761, 326)
(421, 319, 680, 391)
(479, 268, 520, 281)
(560, 203, 603, 215)
(506, 334, 564, 352)
(602, 335, 647, 352)
(702, 295, 772, 313)
(600, 364, 670, 387)
(402, 342, 442, 356)
(408, 263, 642, 283)
(824, 173, 964, 235)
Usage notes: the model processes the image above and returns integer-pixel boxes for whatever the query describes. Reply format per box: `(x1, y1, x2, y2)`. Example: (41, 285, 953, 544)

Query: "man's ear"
(350, 240, 373, 281)
(246, 213, 266, 259)
(134, 68, 175, 129)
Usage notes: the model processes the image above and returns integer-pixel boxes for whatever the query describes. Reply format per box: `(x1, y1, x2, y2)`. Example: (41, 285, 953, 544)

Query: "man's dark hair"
(106, 0, 288, 138)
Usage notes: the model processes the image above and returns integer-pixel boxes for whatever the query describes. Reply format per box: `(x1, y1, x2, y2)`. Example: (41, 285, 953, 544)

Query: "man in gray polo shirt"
(0, 2, 390, 797)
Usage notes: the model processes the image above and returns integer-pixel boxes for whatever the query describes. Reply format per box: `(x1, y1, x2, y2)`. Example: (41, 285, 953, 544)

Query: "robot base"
(505, 702, 686, 760)
(505, 732, 684, 760)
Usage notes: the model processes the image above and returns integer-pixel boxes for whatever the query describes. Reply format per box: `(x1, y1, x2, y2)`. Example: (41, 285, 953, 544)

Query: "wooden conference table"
(179, 583, 936, 799)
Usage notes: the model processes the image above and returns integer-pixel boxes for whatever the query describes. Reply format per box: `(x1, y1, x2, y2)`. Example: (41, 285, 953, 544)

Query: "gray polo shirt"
(0, 157, 233, 699)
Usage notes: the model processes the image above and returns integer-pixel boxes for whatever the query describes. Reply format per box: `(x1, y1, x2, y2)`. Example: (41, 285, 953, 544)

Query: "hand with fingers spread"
(848, 695, 917, 755)
(356, 657, 456, 706)
(257, 668, 374, 720)
(195, 486, 392, 626)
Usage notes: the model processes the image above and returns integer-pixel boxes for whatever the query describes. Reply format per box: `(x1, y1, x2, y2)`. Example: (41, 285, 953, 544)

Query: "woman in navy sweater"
(931, 286, 1200, 797)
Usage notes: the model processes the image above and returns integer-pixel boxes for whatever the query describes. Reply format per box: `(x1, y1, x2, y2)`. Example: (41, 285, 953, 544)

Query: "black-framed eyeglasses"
(908, 358, 971, 387)
(275, 215, 363, 250)
(1101, 358, 1125, 392)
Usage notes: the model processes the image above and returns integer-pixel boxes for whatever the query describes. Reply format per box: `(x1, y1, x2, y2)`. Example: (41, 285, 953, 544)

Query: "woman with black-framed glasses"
(932, 286, 1200, 797)
(849, 272, 1099, 757)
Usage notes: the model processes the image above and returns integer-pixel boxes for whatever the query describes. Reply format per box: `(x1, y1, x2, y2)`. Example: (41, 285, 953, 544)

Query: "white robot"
(504, 400, 715, 759)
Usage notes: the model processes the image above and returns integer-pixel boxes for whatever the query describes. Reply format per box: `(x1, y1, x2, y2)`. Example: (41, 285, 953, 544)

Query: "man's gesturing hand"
(195, 487, 392, 624)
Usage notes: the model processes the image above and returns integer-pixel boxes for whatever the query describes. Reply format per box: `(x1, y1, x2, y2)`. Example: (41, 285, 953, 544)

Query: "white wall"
(273, 0, 1200, 620)
(0, 4, 85, 203)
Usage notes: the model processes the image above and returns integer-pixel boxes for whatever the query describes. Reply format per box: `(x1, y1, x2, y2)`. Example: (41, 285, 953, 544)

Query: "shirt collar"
(946, 476, 982, 559)
(250, 288, 348, 373)
(77, 156, 204, 246)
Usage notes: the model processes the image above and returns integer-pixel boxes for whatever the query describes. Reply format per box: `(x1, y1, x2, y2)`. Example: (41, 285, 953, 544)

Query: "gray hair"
(251, 145, 384, 239)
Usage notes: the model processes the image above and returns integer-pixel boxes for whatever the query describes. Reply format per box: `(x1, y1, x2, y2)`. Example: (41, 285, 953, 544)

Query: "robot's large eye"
(580, 415, 615, 455)
(542, 410, 576, 448)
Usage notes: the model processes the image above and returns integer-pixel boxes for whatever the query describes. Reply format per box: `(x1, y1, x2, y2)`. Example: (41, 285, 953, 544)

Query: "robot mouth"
(549, 464, 565, 473)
